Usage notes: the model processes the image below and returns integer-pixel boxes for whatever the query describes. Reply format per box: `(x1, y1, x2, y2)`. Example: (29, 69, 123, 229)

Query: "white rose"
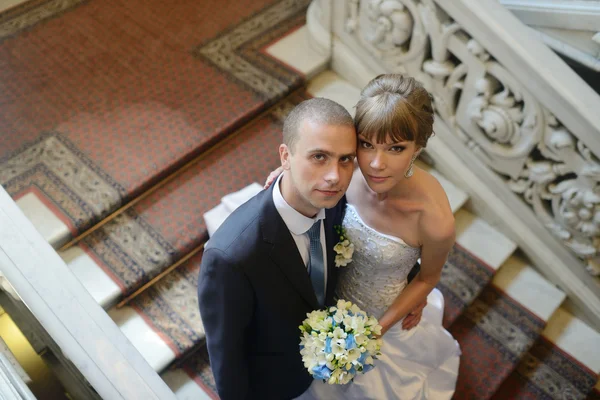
(331, 342, 346, 357)
(371, 324, 383, 336)
(332, 327, 347, 340)
(354, 334, 368, 346)
(332, 310, 343, 325)
(365, 339, 379, 354)
(347, 348, 361, 363)
(340, 370, 353, 384)
(350, 304, 362, 315)
(335, 254, 352, 267)
(336, 299, 350, 310)
(328, 369, 342, 385)
(341, 243, 354, 259)
(333, 242, 345, 255)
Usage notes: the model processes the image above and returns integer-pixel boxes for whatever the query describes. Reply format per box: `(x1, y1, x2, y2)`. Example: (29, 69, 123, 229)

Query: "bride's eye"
(390, 146, 405, 153)
(359, 140, 373, 149)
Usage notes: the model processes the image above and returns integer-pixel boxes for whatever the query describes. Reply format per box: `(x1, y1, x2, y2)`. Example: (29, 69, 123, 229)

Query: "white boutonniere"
(333, 225, 354, 267)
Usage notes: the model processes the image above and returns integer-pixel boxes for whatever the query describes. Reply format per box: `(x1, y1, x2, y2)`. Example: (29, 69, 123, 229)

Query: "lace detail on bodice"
(335, 204, 421, 319)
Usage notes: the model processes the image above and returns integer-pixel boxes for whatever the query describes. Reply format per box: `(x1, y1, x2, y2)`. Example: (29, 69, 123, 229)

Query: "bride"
(268, 74, 461, 399)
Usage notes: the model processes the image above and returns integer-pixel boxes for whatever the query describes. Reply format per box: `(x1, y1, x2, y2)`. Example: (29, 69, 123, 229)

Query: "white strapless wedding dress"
(304, 204, 461, 400)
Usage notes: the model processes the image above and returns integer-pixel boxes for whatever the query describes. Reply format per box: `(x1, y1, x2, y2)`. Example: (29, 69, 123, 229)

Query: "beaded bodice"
(335, 204, 421, 319)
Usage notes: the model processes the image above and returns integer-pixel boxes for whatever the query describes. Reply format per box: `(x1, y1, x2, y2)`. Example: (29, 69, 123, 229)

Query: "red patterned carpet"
(0, 0, 308, 239)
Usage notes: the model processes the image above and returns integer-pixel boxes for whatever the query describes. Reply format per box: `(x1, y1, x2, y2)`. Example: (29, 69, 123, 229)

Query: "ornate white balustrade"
(307, 0, 600, 326)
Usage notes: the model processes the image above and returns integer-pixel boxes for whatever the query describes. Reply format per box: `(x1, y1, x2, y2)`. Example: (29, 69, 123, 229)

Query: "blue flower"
(362, 363, 374, 373)
(312, 365, 331, 381)
(358, 351, 367, 365)
(345, 334, 357, 350)
(324, 337, 332, 354)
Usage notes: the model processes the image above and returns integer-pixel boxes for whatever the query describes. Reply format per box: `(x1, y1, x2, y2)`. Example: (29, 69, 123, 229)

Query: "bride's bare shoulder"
(416, 169, 455, 241)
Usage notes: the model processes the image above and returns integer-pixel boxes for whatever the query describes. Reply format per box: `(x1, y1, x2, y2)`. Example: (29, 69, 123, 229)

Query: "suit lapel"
(260, 186, 320, 310)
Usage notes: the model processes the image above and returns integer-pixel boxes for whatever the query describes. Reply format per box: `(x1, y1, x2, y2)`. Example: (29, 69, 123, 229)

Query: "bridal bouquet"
(299, 299, 383, 384)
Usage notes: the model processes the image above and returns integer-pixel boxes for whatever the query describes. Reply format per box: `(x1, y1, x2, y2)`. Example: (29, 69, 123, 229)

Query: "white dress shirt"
(272, 174, 328, 289)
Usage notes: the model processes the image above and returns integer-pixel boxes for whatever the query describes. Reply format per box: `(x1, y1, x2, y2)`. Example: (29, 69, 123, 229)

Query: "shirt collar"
(272, 173, 325, 235)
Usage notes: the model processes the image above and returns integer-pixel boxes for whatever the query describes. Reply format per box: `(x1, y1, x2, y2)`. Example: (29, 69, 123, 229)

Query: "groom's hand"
(264, 166, 284, 189)
(402, 300, 426, 330)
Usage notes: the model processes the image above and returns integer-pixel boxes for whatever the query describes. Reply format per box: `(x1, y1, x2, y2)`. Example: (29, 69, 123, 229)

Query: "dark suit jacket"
(198, 183, 347, 400)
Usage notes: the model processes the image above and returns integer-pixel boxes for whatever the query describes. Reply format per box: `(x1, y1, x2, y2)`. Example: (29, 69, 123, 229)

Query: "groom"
(197, 98, 357, 399)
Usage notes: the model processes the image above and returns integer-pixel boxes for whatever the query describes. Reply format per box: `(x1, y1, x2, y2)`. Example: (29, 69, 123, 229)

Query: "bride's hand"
(402, 300, 426, 330)
(264, 166, 284, 189)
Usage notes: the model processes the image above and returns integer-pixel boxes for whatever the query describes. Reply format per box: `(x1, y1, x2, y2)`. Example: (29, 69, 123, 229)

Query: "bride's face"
(357, 134, 419, 194)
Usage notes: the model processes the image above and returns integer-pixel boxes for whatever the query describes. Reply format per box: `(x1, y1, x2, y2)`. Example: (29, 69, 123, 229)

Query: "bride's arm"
(377, 215, 455, 335)
(263, 166, 284, 189)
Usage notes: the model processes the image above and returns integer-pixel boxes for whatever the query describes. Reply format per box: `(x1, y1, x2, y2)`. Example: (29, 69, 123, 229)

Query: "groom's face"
(280, 119, 356, 215)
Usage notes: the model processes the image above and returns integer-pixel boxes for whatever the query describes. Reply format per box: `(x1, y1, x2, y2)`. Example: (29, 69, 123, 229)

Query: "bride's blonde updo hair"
(355, 74, 435, 148)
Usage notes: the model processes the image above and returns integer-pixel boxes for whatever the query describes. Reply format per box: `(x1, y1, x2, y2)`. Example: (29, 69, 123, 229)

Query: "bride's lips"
(367, 175, 389, 183)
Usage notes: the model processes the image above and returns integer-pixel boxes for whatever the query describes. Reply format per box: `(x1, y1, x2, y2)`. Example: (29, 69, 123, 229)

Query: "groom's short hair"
(283, 98, 354, 153)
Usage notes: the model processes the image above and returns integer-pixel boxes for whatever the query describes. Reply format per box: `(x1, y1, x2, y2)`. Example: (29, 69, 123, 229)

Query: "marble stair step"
(492, 256, 566, 322)
(306, 70, 363, 114)
(15, 192, 73, 249)
(454, 209, 517, 272)
(110, 252, 205, 374)
(542, 307, 600, 377)
(264, 25, 329, 80)
(161, 347, 216, 400)
(60, 93, 308, 309)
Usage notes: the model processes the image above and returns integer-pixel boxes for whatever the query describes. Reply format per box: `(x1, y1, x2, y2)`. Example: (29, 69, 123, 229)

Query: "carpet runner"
(450, 285, 546, 399)
(492, 336, 599, 399)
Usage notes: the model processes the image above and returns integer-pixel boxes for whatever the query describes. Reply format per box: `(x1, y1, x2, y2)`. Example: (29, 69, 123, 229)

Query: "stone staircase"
(0, 1, 599, 398)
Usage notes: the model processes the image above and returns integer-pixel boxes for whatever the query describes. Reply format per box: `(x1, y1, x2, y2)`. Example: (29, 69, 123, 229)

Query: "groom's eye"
(313, 154, 326, 161)
(340, 156, 354, 163)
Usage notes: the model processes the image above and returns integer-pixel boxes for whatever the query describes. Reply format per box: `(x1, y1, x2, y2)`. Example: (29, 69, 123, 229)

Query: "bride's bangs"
(355, 93, 418, 145)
